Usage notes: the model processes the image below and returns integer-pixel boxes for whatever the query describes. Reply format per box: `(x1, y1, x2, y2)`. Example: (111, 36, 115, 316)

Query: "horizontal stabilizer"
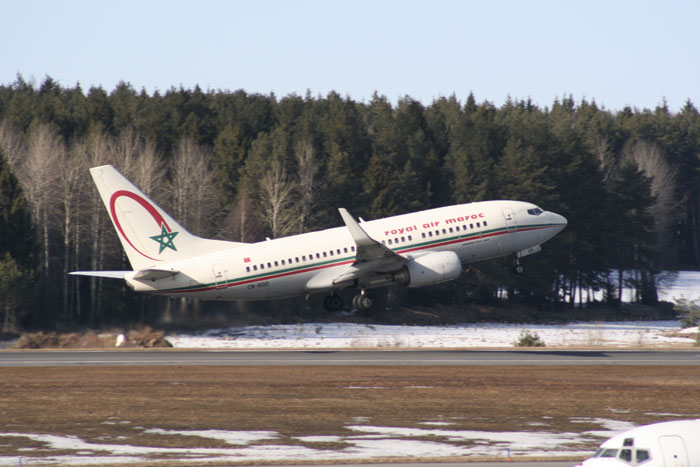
(131, 268, 180, 281)
(69, 271, 130, 279)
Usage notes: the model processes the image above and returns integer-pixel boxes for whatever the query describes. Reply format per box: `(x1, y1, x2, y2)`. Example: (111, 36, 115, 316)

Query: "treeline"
(1, 75, 699, 329)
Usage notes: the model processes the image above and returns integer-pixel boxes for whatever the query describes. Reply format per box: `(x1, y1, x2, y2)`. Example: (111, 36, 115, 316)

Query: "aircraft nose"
(549, 212, 567, 232)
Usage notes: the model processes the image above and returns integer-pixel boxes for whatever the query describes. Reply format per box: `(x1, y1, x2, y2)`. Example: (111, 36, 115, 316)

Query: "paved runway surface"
(1, 349, 699, 367)
(276, 463, 575, 467)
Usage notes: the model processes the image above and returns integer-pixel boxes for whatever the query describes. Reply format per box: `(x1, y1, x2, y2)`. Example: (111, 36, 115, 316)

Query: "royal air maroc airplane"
(71, 165, 567, 311)
(576, 419, 700, 467)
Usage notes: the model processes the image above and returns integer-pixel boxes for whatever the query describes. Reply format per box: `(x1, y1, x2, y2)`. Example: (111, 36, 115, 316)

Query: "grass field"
(1, 365, 700, 465)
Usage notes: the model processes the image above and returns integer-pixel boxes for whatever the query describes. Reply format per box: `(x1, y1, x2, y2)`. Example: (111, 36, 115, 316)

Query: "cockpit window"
(593, 448, 603, 458)
(623, 438, 634, 446)
(527, 207, 544, 216)
(601, 449, 618, 458)
(619, 449, 632, 462)
(636, 449, 650, 463)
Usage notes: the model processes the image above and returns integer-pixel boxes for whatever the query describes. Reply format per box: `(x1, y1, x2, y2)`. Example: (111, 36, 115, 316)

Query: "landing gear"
(352, 291, 373, 311)
(323, 294, 343, 312)
(512, 257, 524, 275)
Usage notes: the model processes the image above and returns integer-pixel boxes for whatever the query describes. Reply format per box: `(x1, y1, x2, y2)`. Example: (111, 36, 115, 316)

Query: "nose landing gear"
(512, 257, 524, 275)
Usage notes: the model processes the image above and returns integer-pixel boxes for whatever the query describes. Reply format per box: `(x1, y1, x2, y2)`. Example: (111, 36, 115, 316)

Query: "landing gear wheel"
(352, 294, 373, 311)
(512, 259, 524, 275)
(323, 294, 344, 312)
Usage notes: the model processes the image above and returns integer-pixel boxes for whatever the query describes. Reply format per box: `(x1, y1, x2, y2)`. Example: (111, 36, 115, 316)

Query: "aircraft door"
(658, 435, 688, 467)
(502, 207, 516, 232)
(212, 263, 228, 290)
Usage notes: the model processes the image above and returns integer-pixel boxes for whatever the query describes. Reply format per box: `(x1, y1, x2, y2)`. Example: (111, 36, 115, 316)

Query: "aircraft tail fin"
(89, 165, 242, 271)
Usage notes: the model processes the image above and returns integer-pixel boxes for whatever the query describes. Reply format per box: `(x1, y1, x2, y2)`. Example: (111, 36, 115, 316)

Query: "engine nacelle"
(394, 251, 462, 288)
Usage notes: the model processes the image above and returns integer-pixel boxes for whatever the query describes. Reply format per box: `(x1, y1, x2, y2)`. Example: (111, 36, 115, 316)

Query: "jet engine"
(394, 251, 462, 288)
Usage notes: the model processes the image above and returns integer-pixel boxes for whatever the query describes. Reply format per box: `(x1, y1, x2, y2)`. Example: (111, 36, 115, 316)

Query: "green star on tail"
(150, 224, 179, 254)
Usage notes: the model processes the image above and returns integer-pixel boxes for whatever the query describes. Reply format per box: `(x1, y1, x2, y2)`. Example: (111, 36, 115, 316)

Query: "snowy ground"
(168, 270, 700, 349)
(169, 320, 697, 349)
(0, 417, 650, 466)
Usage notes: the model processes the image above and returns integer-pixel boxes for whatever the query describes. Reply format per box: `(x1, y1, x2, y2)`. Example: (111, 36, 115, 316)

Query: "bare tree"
(259, 159, 299, 238)
(81, 127, 117, 323)
(169, 138, 219, 237)
(112, 127, 166, 198)
(0, 120, 26, 170)
(219, 187, 262, 242)
(21, 124, 63, 283)
(57, 141, 88, 320)
(295, 140, 318, 233)
(624, 140, 679, 261)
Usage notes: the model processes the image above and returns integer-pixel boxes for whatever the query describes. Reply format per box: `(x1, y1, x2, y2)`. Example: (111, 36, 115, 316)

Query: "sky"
(2, 0, 699, 111)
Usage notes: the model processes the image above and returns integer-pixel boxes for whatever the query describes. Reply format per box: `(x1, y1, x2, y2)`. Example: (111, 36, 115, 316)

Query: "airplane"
(576, 419, 700, 466)
(71, 165, 567, 310)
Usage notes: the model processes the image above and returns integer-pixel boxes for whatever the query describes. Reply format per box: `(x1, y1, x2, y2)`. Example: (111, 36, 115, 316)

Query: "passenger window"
(260, 264, 265, 270)
(636, 450, 650, 463)
(253, 265, 257, 271)
(408, 235, 412, 241)
(296, 257, 300, 262)
(267, 262, 271, 268)
(316, 253, 320, 259)
(343, 247, 348, 253)
(434, 230, 439, 236)
(351, 246, 355, 252)
(382, 240, 386, 245)
(388, 239, 392, 245)
(442, 229, 446, 234)
(401, 236, 405, 242)
(619, 449, 632, 462)
(422, 232, 426, 238)
(274, 261, 279, 267)
(281, 260, 285, 265)
(476, 222, 481, 228)
(449, 227, 453, 233)
(246, 266, 250, 273)
(484, 221, 488, 227)
(301, 256, 306, 261)
(456, 226, 460, 231)
(329, 250, 334, 256)
(470, 223, 474, 229)
(428, 231, 433, 237)
(337, 249, 341, 254)
(323, 252, 327, 257)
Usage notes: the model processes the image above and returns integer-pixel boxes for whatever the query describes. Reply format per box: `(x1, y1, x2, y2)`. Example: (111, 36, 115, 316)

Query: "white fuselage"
(578, 420, 700, 467)
(124, 200, 566, 300)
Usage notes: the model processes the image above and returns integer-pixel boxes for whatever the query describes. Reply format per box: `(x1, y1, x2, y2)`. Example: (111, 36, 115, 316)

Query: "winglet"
(338, 208, 375, 247)
(338, 208, 403, 264)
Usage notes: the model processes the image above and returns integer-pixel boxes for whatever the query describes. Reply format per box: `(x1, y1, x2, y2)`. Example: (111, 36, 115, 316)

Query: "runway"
(1, 349, 699, 367)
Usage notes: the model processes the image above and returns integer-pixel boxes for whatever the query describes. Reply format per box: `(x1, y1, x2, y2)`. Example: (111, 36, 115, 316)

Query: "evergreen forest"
(1, 75, 699, 330)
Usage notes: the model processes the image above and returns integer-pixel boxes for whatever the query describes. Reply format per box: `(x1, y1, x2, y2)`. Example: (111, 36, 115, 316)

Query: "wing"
(305, 209, 407, 292)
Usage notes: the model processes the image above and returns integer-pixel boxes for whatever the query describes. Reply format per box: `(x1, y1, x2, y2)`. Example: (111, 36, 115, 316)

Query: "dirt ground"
(1, 364, 699, 464)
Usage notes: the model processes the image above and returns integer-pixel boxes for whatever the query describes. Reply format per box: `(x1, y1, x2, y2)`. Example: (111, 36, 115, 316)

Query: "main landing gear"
(323, 291, 374, 311)
(352, 291, 373, 311)
(323, 294, 343, 312)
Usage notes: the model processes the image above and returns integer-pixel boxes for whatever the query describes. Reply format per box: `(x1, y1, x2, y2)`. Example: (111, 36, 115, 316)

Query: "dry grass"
(1, 365, 699, 463)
